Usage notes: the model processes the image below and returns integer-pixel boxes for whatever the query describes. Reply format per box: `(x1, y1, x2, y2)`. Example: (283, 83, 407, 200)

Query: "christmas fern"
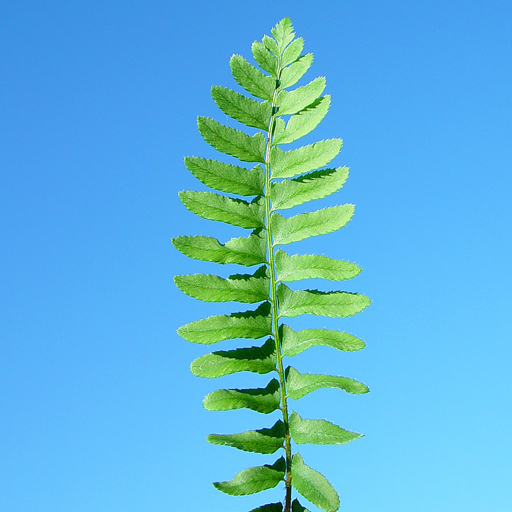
(173, 18, 370, 512)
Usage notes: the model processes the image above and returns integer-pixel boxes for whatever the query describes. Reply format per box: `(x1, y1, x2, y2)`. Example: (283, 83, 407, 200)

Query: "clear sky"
(1, 1, 511, 511)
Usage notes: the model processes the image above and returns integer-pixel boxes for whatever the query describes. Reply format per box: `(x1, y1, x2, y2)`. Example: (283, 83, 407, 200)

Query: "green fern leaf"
(270, 139, 343, 179)
(252, 41, 278, 76)
(281, 37, 304, 67)
(190, 337, 277, 378)
(273, 96, 331, 145)
(280, 324, 365, 357)
(230, 54, 275, 101)
(292, 499, 312, 512)
(251, 504, 284, 512)
(262, 35, 280, 58)
(289, 411, 363, 445)
(211, 86, 272, 130)
(276, 77, 326, 116)
(271, 17, 295, 48)
(277, 284, 371, 318)
(213, 457, 285, 496)
(280, 54, 313, 89)
(285, 366, 369, 399)
(174, 266, 269, 304)
(178, 191, 265, 229)
(198, 117, 266, 162)
(271, 117, 286, 142)
(172, 230, 267, 267)
(207, 419, 285, 454)
(175, 18, 370, 511)
(291, 453, 340, 512)
(177, 302, 272, 344)
(184, 157, 264, 196)
(270, 167, 348, 210)
(203, 378, 281, 413)
(275, 250, 360, 282)
(271, 205, 354, 245)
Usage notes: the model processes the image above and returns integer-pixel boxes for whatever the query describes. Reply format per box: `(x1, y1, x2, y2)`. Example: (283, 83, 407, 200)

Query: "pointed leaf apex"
(271, 18, 296, 49)
(272, 17, 294, 37)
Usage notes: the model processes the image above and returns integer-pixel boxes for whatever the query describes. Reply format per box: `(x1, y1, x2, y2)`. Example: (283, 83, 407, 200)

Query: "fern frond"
(174, 17, 370, 512)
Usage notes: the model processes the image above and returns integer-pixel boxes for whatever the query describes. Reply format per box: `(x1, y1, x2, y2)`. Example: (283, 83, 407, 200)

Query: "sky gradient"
(1, 1, 511, 511)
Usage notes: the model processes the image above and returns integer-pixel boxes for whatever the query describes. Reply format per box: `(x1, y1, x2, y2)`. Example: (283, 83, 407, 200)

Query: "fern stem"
(264, 70, 293, 512)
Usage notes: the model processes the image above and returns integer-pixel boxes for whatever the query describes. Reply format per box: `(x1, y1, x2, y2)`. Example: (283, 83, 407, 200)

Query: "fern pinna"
(173, 18, 370, 512)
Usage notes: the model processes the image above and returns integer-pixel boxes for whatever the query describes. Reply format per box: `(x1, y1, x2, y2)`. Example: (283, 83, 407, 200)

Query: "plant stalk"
(264, 68, 293, 512)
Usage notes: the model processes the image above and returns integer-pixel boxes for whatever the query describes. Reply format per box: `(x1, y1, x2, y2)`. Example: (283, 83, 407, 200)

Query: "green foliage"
(198, 117, 267, 162)
(276, 77, 326, 116)
(207, 420, 285, 454)
(289, 412, 363, 446)
(273, 95, 331, 145)
(292, 499, 312, 512)
(291, 453, 340, 512)
(285, 366, 369, 400)
(172, 230, 267, 267)
(251, 504, 285, 512)
(271, 205, 354, 245)
(280, 324, 365, 357)
(270, 139, 343, 179)
(203, 378, 282, 413)
(183, 157, 265, 196)
(174, 17, 370, 512)
(178, 190, 265, 229)
(270, 167, 348, 210)
(190, 338, 277, 378)
(274, 250, 360, 283)
(230, 54, 275, 100)
(212, 86, 272, 130)
(277, 285, 371, 318)
(174, 266, 270, 304)
(280, 54, 314, 88)
(213, 457, 286, 496)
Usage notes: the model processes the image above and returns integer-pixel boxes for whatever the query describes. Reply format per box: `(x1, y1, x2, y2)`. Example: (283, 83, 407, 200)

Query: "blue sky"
(1, 1, 511, 511)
